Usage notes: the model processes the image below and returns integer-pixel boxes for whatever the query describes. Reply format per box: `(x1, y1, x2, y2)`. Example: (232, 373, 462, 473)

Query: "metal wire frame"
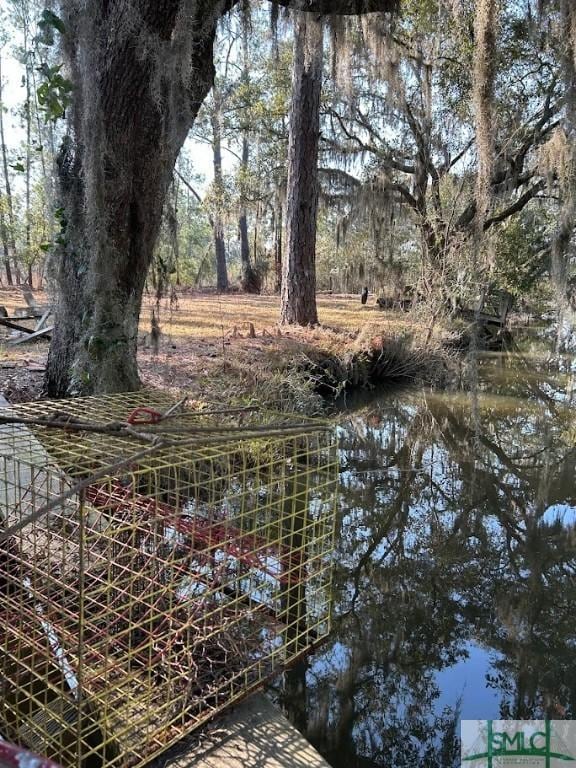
(0, 392, 338, 768)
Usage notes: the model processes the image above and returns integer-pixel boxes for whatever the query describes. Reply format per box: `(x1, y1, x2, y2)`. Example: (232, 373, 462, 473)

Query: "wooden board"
(0, 318, 37, 334)
(34, 309, 52, 333)
(9, 326, 53, 345)
(166, 694, 331, 768)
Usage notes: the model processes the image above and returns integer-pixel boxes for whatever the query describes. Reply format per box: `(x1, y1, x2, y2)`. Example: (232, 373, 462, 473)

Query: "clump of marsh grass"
(295, 323, 451, 397)
(206, 355, 325, 415)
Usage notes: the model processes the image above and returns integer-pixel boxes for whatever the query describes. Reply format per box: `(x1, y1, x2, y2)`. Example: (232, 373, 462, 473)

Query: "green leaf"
(10, 162, 25, 173)
(39, 10, 66, 35)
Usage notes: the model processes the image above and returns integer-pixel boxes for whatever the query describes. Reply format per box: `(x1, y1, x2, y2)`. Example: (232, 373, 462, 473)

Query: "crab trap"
(0, 392, 337, 768)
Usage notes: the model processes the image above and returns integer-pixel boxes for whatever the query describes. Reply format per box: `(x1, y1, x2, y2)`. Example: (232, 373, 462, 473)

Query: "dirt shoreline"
(0, 288, 452, 409)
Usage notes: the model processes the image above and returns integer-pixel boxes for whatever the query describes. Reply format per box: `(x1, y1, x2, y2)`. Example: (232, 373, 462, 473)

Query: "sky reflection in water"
(284, 329, 576, 768)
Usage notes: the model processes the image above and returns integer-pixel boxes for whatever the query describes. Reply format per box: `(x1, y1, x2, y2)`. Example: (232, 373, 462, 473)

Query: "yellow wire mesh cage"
(0, 392, 338, 768)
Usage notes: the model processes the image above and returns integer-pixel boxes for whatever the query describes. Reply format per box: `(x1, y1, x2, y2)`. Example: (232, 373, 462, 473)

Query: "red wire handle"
(126, 406, 162, 425)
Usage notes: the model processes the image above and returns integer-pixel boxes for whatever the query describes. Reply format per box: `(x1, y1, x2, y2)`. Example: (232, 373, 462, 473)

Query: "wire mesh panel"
(0, 392, 337, 768)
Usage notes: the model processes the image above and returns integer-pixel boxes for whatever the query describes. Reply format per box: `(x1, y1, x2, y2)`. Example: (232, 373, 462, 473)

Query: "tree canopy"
(0, 0, 574, 391)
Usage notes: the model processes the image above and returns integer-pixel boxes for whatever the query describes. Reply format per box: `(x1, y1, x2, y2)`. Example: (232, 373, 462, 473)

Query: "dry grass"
(144, 291, 416, 341)
(0, 288, 449, 409)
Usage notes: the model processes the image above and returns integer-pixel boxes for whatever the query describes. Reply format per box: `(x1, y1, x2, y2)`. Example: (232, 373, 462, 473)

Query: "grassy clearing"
(143, 292, 419, 340)
(141, 292, 451, 412)
(0, 288, 451, 410)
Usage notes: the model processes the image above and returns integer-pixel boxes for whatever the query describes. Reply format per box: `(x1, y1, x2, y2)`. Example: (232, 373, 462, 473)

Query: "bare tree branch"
(483, 179, 547, 230)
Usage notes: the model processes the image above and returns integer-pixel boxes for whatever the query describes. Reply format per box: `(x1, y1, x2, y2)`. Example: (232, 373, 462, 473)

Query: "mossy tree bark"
(280, 13, 323, 326)
(45, 0, 398, 396)
(45, 1, 218, 395)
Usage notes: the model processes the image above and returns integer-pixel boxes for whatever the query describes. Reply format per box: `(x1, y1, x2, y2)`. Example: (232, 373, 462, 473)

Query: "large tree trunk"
(274, 202, 283, 294)
(210, 91, 229, 293)
(0, 203, 13, 286)
(238, 16, 260, 294)
(214, 226, 228, 292)
(238, 135, 260, 293)
(45, 1, 217, 395)
(272, 186, 284, 293)
(280, 13, 323, 326)
(239, 207, 257, 291)
(0, 52, 18, 286)
(23, 18, 32, 288)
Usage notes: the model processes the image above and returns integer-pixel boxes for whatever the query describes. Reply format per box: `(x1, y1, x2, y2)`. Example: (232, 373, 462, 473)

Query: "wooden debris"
(10, 326, 53, 345)
(2, 302, 54, 346)
(0, 318, 37, 334)
(33, 309, 51, 333)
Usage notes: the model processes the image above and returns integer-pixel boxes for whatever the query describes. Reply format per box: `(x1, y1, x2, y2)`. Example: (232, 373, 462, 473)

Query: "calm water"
(284, 327, 576, 767)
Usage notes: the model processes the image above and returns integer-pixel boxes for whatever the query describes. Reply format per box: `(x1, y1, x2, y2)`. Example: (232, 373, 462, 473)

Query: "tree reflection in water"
(284, 333, 576, 768)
